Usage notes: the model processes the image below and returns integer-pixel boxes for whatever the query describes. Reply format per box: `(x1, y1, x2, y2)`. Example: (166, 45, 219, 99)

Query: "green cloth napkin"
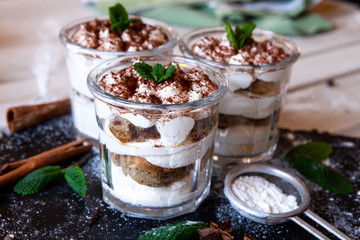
(140, 6, 222, 28)
(253, 13, 333, 36)
(93, 0, 333, 36)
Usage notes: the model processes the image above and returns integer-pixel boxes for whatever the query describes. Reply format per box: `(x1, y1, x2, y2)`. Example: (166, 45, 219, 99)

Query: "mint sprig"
(64, 166, 87, 197)
(13, 165, 87, 197)
(138, 221, 207, 240)
(109, 3, 140, 33)
(13, 166, 63, 195)
(285, 141, 354, 194)
(285, 141, 333, 163)
(224, 21, 256, 51)
(133, 62, 176, 84)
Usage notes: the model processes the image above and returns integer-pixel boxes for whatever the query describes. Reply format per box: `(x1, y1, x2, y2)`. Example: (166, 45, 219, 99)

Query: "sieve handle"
(290, 216, 331, 240)
(304, 209, 353, 240)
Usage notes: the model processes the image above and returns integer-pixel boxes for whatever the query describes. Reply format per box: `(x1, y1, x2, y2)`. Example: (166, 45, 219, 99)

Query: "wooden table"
(1, 0, 360, 138)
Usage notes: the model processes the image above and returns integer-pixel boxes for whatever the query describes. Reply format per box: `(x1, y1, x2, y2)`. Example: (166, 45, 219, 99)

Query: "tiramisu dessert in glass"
(87, 54, 227, 219)
(180, 22, 300, 162)
(59, 3, 177, 140)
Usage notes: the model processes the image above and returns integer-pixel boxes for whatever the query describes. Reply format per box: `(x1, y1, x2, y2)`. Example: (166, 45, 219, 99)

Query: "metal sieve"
(224, 164, 353, 240)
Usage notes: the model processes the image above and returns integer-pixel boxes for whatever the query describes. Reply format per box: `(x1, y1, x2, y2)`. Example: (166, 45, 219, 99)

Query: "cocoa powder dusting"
(71, 18, 168, 51)
(98, 63, 218, 104)
(192, 35, 290, 65)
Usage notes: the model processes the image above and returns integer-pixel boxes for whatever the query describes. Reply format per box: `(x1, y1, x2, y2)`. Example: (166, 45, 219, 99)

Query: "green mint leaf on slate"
(133, 62, 176, 84)
(285, 141, 333, 163)
(225, 21, 256, 51)
(138, 221, 207, 240)
(285, 141, 354, 194)
(13, 166, 63, 195)
(64, 166, 87, 197)
(109, 3, 140, 33)
(291, 156, 354, 194)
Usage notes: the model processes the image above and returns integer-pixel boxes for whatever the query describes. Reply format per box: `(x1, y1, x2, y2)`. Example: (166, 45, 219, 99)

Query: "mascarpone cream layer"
(219, 91, 279, 119)
(216, 124, 269, 144)
(102, 127, 216, 168)
(111, 166, 206, 207)
(67, 51, 109, 98)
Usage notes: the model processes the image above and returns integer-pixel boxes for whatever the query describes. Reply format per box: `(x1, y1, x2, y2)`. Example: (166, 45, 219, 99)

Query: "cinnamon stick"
(6, 98, 71, 133)
(0, 158, 30, 175)
(0, 139, 92, 188)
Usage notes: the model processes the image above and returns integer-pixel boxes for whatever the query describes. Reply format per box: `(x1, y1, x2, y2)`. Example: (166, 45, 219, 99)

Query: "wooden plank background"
(0, 0, 359, 138)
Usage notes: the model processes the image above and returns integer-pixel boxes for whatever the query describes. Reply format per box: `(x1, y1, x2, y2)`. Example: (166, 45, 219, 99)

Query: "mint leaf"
(152, 64, 165, 82)
(225, 21, 256, 51)
(138, 221, 207, 240)
(64, 166, 87, 197)
(109, 3, 127, 23)
(133, 62, 176, 84)
(285, 141, 354, 194)
(14, 166, 62, 195)
(159, 65, 176, 83)
(134, 62, 153, 80)
(225, 22, 239, 51)
(285, 141, 333, 163)
(291, 156, 354, 194)
(241, 22, 256, 44)
(235, 26, 241, 37)
(104, 145, 111, 185)
(127, 18, 140, 25)
(108, 3, 140, 33)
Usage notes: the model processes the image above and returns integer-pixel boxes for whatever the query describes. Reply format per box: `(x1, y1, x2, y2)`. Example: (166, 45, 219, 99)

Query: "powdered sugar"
(231, 175, 298, 214)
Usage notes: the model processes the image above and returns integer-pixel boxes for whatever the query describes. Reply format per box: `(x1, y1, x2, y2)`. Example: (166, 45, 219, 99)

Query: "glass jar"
(59, 16, 178, 140)
(87, 54, 227, 219)
(180, 27, 300, 162)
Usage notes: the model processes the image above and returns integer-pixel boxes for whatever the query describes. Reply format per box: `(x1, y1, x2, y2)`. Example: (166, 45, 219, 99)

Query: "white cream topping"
(121, 113, 156, 128)
(225, 72, 254, 91)
(188, 91, 203, 102)
(103, 128, 193, 155)
(219, 34, 231, 47)
(216, 124, 269, 144)
(214, 132, 277, 157)
(111, 166, 195, 207)
(144, 129, 215, 168)
(257, 69, 288, 83)
(127, 46, 137, 52)
(72, 93, 99, 139)
(219, 91, 279, 119)
(155, 117, 195, 146)
(156, 81, 185, 103)
(102, 124, 216, 168)
(102, 73, 118, 85)
(99, 28, 110, 40)
(66, 51, 103, 98)
(94, 98, 113, 120)
(149, 27, 167, 43)
(120, 31, 132, 42)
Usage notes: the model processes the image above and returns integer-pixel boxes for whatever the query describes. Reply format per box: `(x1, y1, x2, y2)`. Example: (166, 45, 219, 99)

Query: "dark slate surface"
(0, 115, 359, 240)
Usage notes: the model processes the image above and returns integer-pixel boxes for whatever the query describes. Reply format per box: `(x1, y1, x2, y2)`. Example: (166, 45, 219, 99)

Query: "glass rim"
(87, 54, 228, 111)
(59, 15, 178, 56)
(179, 26, 301, 70)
